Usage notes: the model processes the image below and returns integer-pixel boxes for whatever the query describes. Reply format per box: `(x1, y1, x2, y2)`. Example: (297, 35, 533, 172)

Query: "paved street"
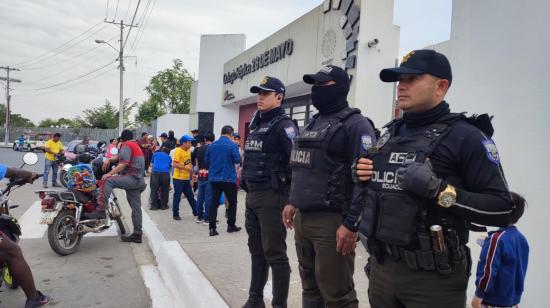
(0, 148, 153, 308)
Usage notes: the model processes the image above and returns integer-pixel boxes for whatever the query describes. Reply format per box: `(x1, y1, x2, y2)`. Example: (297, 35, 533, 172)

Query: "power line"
(123, 0, 142, 49)
(131, 0, 156, 52)
(15, 65, 118, 98)
(16, 61, 116, 92)
(20, 34, 119, 72)
(114, 0, 120, 19)
(13, 21, 105, 67)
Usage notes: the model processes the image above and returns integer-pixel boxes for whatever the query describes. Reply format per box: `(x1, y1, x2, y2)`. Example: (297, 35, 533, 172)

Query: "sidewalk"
(141, 186, 372, 307)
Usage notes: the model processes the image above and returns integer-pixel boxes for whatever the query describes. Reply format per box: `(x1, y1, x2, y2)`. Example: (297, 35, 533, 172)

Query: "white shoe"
(202, 221, 209, 226)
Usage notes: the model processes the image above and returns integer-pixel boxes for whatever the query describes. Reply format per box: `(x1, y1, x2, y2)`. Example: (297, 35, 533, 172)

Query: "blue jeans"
(172, 179, 197, 217)
(43, 159, 59, 185)
(196, 179, 212, 220)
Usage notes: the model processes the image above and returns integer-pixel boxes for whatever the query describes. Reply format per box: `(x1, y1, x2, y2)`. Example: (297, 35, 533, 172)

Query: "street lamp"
(96, 35, 125, 135)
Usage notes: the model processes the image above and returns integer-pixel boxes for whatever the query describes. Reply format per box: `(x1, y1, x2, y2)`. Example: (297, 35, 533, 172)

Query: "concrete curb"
(142, 210, 228, 308)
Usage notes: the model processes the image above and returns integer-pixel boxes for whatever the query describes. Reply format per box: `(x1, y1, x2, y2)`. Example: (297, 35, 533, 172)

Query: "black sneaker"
(25, 290, 49, 308)
(227, 225, 242, 233)
(121, 233, 142, 243)
(149, 207, 160, 211)
(209, 229, 219, 236)
(173, 216, 182, 221)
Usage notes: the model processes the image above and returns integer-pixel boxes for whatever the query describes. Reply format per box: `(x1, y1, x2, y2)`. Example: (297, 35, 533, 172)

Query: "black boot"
(209, 229, 219, 236)
(271, 263, 291, 308)
(121, 232, 142, 243)
(242, 256, 268, 308)
(302, 297, 326, 308)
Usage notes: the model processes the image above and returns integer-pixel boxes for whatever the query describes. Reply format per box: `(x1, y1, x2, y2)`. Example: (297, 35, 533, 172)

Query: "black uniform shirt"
(256, 107, 298, 168)
(396, 102, 513, 233)
(313, 108, 376, 231)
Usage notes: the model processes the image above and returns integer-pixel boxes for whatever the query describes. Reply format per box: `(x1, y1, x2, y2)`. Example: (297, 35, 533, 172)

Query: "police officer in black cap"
(241, 76, 298, 308)
(354, 49, 514, 307)
(282, 65, 376, 308)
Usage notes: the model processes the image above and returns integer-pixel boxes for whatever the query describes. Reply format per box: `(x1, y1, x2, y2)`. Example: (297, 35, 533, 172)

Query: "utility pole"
(0, 66, 21, 145)
(103, 20, 137, 135)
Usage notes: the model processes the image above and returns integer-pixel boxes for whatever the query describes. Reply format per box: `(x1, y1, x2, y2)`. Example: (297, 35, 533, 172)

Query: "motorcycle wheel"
(60, 169, 69, 188)
(47, 210, 82, 256)
(111, 199, 127, 236)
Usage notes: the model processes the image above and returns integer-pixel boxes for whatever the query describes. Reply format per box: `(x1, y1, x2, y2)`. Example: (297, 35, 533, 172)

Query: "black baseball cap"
(119, 129, 134, 141)
(159, 132, 168, 138)
(250, 76, 286, 94)
(303, 65, 350, 87)
(379, 49, 452, 85)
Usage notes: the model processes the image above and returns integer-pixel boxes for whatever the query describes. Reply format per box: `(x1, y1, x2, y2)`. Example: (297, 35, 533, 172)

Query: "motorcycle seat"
(72, 190, 93, 204)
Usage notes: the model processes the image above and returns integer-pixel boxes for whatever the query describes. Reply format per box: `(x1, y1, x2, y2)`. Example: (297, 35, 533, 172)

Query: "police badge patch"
(285, 126, 297, 139)
(482, 139, 500, 164)
(376, 131, 390, 148)
(361, 135, 373, 151)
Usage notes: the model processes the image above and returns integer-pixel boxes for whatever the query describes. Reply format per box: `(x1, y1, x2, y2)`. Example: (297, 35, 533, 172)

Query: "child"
(149, 147, 172, 210)
(472, 192, 529, 308)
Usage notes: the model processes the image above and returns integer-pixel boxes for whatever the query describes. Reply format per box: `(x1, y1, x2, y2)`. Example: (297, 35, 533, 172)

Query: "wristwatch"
(437, 184, 457, 208)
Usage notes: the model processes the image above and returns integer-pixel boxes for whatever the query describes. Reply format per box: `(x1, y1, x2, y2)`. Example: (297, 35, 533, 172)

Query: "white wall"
(429, 0, 550, 306)
(194, 34, 245, 136)
(155, 114, 190, 140)
(353, 0, 400, 126)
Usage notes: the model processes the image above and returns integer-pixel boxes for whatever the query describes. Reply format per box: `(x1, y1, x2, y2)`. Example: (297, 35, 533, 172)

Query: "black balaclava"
(402, 101, 450, 128)
(311, 83, 350, 114)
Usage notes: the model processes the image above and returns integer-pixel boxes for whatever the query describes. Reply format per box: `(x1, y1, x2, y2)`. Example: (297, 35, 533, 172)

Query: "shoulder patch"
(361, 135, 373, 151)
(285, 126, 297, 139)
(481, 139, 500, 164)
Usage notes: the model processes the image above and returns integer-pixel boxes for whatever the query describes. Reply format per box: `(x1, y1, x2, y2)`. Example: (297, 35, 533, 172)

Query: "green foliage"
(75, 99, 136, 129)
(38, 117, 79, 128)
(135, 98, 166, 125)
(144, 59, 194, 114)
(0, 104, 35, 127)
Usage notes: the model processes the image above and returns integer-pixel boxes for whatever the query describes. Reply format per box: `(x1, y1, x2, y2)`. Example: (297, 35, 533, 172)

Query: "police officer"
(241, 76, 298, 308)
(282, 65, 376, 308)
(354, 49, 514, 308)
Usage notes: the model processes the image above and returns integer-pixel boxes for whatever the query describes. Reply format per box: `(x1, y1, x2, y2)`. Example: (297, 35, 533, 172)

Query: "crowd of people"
(2, 49, 531, 308)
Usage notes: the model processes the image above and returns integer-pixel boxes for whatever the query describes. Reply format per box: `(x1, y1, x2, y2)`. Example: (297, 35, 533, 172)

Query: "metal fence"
(0, 127, 119, 144)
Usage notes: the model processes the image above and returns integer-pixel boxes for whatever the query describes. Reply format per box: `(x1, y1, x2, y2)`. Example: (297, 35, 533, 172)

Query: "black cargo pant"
(367, 253, 469, 308)
(294, 211, 358, 308)
(245, 188, 290, 305)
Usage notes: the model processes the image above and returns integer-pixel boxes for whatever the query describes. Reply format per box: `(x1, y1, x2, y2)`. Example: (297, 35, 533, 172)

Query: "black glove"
(5, 168, 38, 184)
(351, 159, 360, 184)
(396, 161, 443, 199)
(240, 178, 248, 192)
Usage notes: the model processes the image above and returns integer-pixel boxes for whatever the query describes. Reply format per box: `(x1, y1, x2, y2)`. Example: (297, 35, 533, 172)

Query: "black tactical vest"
(359, 113, 462, 247)
(289, 107, 360, 212)
(242, 113, 289, 183)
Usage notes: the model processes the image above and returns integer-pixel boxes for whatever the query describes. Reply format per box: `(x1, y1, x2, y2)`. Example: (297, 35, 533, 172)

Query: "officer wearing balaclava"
(282, 65, 376, 308)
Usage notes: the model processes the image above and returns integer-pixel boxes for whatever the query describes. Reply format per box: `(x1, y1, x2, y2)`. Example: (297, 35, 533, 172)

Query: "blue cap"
(380, 49, 452, 85)
(250, 76, 286, 94)
(179, 135, 195, 144)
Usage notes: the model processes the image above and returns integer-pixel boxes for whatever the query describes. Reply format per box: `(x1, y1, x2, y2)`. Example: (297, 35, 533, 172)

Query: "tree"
(145, 59, 194, 114)
(0, 104, 35, 127)
(75, 99, 136, 129)
(38, 117, 80, 128)
(135, 98, 166, 125)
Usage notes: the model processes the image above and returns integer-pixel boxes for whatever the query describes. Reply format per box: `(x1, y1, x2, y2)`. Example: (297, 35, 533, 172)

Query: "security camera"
(367, 38, 379, 48)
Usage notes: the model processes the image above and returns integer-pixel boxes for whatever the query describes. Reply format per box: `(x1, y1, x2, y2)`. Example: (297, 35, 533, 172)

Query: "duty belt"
(381, 241, 466, 274)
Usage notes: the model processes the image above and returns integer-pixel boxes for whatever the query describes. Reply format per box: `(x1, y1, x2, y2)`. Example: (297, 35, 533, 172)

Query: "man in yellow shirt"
(172, 135, 197, 220)
(43, 133, 64, 188)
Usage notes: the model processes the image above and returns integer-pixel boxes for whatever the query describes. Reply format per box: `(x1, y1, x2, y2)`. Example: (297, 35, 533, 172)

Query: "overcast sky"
(0, 0, 451, 123)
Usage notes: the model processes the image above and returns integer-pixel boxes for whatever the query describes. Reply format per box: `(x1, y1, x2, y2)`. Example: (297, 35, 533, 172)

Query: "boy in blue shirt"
(472, 192, 529, 308)
(149, 147, 172, 210)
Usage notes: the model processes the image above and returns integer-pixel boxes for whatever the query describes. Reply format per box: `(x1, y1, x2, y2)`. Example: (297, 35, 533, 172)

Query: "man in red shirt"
(100, 129, 146, 243)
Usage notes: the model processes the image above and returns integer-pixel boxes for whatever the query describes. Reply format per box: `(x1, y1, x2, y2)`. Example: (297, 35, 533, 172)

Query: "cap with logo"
(379, 49, 452, 85)
(179, 134, 195, 144)
(250, 76, 286, 94)
(303, 65, 350, 86)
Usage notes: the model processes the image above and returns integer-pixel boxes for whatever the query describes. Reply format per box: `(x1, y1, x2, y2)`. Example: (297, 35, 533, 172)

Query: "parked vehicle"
(0, 152, 41, 289)
(36, 149, 126, 256)
(12, 133, 50, 152)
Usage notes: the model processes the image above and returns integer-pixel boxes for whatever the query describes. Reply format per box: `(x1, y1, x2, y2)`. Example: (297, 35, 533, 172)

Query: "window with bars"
(285, 104, 316, 127)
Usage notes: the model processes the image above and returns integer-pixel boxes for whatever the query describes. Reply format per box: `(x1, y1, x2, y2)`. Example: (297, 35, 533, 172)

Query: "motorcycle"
(0, 152, 42, 289)
(37, 147, 127, 256)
